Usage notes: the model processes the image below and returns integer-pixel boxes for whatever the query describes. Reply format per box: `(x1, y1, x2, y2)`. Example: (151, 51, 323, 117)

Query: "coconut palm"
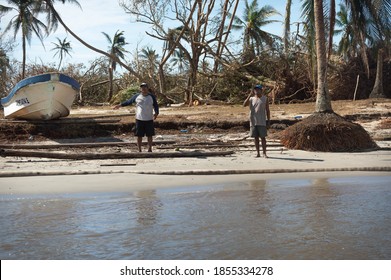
(280, 0, 377, 152)
(335, 3, 356, 61)
(38, 0, 81, 33)
(102, 30, 128, 102)
(231, 0, 280, 61)
(170, 49, 188, 74)
(313, 0, 332, 113)
(37, 0, 141, 79)
(283, 0, 292, 55)
(139, 47, 159, 81)
(360, 0, 391, 98)
(51, 37, 72, 70)
(343, 0, 390, 80)
(334, 0, 390, 97)
(0, 0, 48, 78)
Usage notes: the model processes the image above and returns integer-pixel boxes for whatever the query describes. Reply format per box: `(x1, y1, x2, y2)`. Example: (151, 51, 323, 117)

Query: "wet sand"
(0, 146, 390, 194)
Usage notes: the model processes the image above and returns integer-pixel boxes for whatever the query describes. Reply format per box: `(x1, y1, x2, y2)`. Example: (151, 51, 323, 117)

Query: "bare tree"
(120, 0, 240, 103)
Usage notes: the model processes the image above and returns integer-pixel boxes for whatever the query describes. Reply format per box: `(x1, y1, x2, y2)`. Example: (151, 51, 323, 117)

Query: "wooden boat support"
(0, 149, 234, 160)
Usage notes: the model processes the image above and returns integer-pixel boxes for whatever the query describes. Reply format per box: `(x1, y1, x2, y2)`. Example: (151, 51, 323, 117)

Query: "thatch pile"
(280, 112, 378, 152)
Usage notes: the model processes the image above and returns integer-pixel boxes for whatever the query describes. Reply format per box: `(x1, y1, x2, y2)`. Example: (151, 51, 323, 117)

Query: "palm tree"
(0, 47, 9, 94)
(334, 0, 390, 97)
(51, 37, 72, 70)
(281, 0, 380, 152)
(170, 49, 188, 74)
(346, 0, 376, 78)
(139, 47, 159, 82)
(300, 0, 317, 87)
(283, 0, 292, 55)
(0, 0, 48, 78)
(335, 3, 356, 61)
(364, 0, 391, 98)
(231, 0, 280, 62)
(37, 0, 141, 80)
(102, 30, 128, 102)
(313, 0, 332, 113)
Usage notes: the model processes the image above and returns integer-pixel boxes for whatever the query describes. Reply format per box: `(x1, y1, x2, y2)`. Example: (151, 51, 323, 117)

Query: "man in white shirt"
(114, 83, 159, 152)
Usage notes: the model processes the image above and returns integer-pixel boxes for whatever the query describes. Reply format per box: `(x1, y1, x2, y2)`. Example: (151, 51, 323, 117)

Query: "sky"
(0, 0, 304, 69)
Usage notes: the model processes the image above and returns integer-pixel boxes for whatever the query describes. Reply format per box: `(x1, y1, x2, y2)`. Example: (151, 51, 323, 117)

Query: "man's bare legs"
(254, 136, 260, 157)
(254, 136, 268, 158)
(137, 136, 143, 152)
(261, 137, 268, 158)
(147, 136, 153, 152)
(137, 136, 153, 152)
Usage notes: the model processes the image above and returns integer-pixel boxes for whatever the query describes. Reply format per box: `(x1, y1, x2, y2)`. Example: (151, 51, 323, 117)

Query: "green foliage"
(111, 85, 139, 104)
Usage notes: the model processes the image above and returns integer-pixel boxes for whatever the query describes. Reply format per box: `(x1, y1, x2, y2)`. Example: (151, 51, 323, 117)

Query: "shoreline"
(1, 100, 390, 195)
(1, 171, 390, 195)
(1, 146, 390, 194)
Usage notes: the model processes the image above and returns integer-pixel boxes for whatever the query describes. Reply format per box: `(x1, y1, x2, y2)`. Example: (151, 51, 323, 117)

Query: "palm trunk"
(284, 0, 292, 55)
(327, 0, 335, 59)
(107, 65, 114, 102)
(369, 49, 385, 98)
(212, 0, 229, 73)
(314, 0, 333, 113)
(158, 64, 166, 95)
(22, 33, 26, 79)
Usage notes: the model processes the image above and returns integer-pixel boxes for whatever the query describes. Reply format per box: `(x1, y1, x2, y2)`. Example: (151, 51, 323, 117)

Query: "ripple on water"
(0, 176, 390, 259)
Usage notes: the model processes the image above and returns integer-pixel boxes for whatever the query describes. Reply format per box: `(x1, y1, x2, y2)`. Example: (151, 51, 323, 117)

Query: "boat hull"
(1, 73, 80, 120)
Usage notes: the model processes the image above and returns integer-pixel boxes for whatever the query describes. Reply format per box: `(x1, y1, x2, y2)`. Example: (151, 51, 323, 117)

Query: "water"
(1, 175, 390, 259)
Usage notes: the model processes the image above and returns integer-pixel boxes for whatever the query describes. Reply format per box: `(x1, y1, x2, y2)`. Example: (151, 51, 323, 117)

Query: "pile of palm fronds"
(280, 112, 377, 152)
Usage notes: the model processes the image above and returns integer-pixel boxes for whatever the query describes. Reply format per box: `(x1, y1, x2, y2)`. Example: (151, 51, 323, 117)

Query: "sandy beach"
(1, 99, 390, 194)
(1, 141, 390, 194)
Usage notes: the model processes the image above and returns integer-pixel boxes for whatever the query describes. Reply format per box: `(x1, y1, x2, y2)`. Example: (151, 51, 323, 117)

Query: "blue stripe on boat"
(1, 73, 80, 105)
(59, 74, 80, 91)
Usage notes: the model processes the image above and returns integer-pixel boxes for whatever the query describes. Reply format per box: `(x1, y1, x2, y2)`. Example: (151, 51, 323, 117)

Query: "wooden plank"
(0, 140, 176, 149)
(0, 149, 234, 160)
(100, 163, 137, 166)
(0, 118, 122, 124)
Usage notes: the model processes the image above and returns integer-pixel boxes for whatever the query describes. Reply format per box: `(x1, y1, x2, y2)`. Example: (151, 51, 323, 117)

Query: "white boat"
(1, 73, 80, 120)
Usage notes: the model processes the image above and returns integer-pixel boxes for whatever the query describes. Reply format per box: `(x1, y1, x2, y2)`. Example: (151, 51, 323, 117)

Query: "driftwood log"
(0, 140, 175, 149)
(0, 149, 234, 160)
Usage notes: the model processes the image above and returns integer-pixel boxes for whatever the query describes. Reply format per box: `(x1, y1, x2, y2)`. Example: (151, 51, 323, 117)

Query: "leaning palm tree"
(37, 0, 141, 80)
(51, 37, 72, 70)
(102, 30, 128, 102)
(0, 0, 48, 78)
(230, 0, 280, 62)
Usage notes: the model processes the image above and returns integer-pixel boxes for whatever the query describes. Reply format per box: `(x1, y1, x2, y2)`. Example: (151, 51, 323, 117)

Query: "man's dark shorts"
(135, 119, 155, 137)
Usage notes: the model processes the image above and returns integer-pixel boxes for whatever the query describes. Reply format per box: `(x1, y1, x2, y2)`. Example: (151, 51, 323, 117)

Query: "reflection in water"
(0, 176, 390, 259)
(134, 190, 162, 226)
